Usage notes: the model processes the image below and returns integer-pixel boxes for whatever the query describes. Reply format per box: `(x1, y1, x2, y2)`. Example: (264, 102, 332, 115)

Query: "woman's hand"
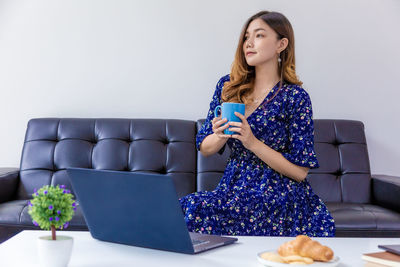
(212, 116, 231, 139)
(228, 112, 258, 150)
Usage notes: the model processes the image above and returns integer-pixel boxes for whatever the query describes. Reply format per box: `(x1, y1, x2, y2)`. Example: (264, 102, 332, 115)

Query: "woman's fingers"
(212, 118, 229, 132)
(228, 127, 241, 133)
(230, 134, 242, 140)
(227, 121, 242, 127)
(234, 112, 246, 123)
(215, 123, 229, 134)
(217, 131, 231, 138)
(212, 117, 233, 139)
(214, 118, 227, 127)
(220, 122, 230, 129)
(218, 134, 231, 139)
(214, 114, 253, 144)
(212, 117, 227, 131)
(235, 112, 247, 124)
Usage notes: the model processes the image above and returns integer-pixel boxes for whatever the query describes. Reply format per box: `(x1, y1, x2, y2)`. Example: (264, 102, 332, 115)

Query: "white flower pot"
(37, 235, 74, 267)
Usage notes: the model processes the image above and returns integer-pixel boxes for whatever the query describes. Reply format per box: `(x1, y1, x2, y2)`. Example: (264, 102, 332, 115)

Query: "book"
(362, 251, 400, 267)
(364, 261, 396, 267)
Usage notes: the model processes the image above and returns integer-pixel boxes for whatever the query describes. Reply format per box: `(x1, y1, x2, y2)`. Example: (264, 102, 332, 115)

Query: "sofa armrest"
(0, 168, 19, 203)
(371, 174, 400, 213)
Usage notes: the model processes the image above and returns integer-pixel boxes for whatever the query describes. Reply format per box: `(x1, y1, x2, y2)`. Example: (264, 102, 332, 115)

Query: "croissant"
(277, 235, 334, 262)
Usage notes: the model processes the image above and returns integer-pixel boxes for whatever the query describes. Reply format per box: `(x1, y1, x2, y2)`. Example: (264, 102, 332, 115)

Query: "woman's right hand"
(212, 116, 231, 139)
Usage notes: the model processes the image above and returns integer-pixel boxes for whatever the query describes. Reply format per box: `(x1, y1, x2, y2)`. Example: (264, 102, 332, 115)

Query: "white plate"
(257, 250, 340, 267)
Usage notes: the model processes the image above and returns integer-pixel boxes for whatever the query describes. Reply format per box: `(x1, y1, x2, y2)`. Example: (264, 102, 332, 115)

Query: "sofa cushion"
(327, 202, 400, 230)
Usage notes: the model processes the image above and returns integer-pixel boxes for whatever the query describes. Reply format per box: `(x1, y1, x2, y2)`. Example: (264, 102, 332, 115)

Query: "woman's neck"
(254, 60, 280, 93)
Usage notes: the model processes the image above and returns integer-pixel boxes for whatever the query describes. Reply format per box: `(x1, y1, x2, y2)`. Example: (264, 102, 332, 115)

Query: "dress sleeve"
(281, 87, 320, 169)
(196, 75, 229, 154)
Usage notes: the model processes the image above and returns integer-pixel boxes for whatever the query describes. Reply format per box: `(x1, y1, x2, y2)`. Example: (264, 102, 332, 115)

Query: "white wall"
(0, 0, 399, 175)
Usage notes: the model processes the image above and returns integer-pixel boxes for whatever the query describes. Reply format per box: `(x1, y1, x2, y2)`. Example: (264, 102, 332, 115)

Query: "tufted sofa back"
(197, 119, 372, 204)
(18, 118, 196, 200)
(309, 120, 371, 203)
(18, 118, 372, 204)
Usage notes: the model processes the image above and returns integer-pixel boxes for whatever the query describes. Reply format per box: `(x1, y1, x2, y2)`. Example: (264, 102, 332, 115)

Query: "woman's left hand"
(228, 112, 259, 151)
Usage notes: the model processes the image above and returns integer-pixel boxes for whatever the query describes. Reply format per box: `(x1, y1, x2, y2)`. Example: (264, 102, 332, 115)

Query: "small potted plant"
(28, 184, 76, 267)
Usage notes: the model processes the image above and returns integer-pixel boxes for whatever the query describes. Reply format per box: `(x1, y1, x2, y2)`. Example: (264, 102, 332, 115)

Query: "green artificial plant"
(28, 185, 76, 240)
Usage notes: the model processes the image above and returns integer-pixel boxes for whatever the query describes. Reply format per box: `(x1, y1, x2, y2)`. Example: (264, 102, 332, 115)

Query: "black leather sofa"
(0, 118, 399, 243)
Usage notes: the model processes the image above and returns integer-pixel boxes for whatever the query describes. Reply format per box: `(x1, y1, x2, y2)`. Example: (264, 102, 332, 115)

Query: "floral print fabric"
(179, 74, 335, 237)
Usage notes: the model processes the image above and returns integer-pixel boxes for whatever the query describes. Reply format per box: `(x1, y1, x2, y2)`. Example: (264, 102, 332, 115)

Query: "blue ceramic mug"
(214, 102, 245, 135)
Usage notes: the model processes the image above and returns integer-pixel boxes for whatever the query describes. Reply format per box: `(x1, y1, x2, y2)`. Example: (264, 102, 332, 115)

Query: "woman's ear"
(277, 38, 289, 53)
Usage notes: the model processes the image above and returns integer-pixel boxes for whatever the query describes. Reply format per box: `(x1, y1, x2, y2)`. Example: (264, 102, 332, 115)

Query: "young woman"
(179, 11, 335, 237)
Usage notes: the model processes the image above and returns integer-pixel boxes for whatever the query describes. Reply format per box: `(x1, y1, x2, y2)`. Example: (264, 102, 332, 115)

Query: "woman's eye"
(256, 34, 263, 38)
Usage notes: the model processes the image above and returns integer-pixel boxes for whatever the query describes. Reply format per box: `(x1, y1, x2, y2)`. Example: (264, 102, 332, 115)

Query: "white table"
(0, 230, 399, 267)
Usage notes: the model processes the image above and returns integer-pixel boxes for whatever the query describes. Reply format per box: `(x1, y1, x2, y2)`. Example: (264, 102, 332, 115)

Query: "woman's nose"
(246, 37, 254, 48)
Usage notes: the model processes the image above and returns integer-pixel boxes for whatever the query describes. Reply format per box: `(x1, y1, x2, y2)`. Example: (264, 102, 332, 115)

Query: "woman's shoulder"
(281, 82, 314, 116)
(216, 74, 231, 89)
(212, 74, 230, 99)
(282, 82, 311, 102)
(208, 74, 230, 103)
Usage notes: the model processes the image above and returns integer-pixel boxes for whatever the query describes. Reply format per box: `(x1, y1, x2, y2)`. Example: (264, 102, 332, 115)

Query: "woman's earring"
(278, 56, 282, 64)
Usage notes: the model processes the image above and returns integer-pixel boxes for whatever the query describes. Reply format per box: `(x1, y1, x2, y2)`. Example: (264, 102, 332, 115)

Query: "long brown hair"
(222, 11, 302, 104)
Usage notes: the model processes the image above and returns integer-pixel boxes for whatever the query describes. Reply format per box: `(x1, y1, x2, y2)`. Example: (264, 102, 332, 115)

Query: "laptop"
(66, 168, 238, 254)
(378, 244, 400, 256)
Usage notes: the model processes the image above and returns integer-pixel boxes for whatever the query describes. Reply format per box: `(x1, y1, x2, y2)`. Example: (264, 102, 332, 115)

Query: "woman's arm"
(228, 112, 310, 182)
(199, 133, 228, 157)
(248, 139, 309, 182)
(199, 117, 231, 157)
(196, 74, 231, 157)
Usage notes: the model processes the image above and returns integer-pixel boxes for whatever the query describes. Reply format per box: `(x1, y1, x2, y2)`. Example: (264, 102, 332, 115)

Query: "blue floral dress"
(179, 74, 335, 237)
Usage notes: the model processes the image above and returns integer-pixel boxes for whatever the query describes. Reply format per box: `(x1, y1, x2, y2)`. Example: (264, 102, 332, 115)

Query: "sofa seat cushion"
(327, 202, 400, 230)
(0, 200, 87, 229)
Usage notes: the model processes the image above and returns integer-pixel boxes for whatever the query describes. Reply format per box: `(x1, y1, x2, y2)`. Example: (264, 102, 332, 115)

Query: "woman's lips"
(246, 52, 256, 56)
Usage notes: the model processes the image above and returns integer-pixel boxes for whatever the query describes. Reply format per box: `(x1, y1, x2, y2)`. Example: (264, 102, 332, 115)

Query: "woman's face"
(243, 18, 285, 67)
